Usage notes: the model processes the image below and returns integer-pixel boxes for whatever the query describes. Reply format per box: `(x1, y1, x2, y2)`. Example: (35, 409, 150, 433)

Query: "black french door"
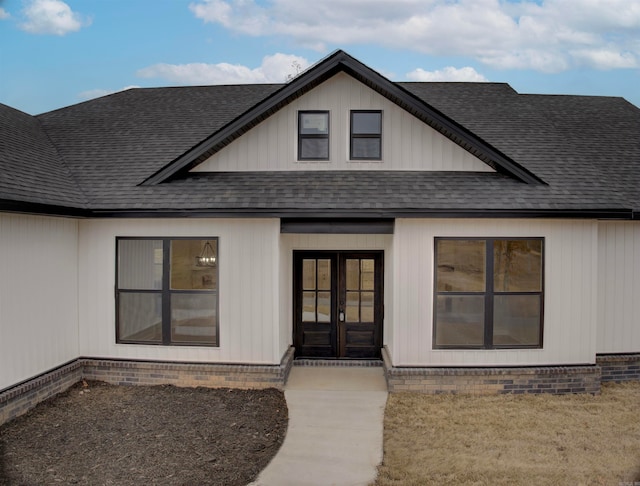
(293, 251, 383, 359)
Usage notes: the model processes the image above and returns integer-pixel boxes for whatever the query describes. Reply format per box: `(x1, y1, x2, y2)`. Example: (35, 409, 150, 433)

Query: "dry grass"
(375, 382, 640, 486)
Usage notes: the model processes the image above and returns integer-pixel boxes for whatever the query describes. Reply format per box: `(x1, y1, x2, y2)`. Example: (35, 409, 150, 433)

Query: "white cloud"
(78, 86, 139, 101)
(136, 53, 310, 85)
(188, 0, 640, 72)
(0, 8, 10, 19)
(19, 0, 90, 36)
(407, 66, 488, 82)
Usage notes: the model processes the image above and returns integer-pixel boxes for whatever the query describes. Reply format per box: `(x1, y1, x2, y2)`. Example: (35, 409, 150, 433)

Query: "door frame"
(293, 250, 384, 359)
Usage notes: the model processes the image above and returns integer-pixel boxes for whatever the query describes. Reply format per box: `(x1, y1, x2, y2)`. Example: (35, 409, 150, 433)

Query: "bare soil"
(0, 381, 287, 486)
(375, 382, 640, 486)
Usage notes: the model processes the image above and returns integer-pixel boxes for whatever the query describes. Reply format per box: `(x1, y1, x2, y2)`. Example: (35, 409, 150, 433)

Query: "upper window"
(298, 111, 329, 160)
(350, 110, 382, 160)
(434, 238, 544, 349)
(116, 238, 219, 346)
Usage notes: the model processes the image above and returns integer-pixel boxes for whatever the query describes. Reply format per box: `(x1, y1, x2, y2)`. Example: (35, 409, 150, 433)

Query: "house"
(1, 50, 639, 422)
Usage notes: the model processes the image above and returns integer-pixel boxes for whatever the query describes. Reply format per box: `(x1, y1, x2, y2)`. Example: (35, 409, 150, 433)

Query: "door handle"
(339, 310, 345, 322)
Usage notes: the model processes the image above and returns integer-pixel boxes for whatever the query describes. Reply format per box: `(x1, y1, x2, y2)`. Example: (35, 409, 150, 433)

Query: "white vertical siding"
(0, 213, 79, 390)
(78, 218, 282, 364)
(278, 233, 394, 357)
(192, 73, 493, 173)
(597, 222, 640, 353)
(390, 219, 598, 366)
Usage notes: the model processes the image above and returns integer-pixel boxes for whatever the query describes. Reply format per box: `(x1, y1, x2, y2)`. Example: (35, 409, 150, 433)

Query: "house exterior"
(1, 50, 639, 422)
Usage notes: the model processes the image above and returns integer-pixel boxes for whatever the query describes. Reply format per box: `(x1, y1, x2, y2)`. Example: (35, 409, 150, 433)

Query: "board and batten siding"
(390, 219, 598, 367)
(597, 222, 640, 354)
(0, 213, 79, 390)
(77, 218, 282, 364)
(279, 233, 394, 358)
(192, 72, 494, 173)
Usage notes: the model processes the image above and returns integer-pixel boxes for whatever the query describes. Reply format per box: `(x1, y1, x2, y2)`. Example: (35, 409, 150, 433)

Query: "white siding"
(597, 222, 640, 353)
(0, 213, 79, 390)
(78, 218, 282, 364)
(192, 73, 493, 173)
(390, 219, 598, 366)
(278, 233, 394, 357)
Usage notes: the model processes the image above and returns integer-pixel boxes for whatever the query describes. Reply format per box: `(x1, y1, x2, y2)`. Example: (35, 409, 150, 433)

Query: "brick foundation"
(0, 348, 294, 426)
(597, 354, 640, 383)
(382, 348, 601, 395)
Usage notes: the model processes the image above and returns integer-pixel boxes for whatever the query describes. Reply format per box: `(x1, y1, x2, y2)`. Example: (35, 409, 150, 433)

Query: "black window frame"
(298, 110, 330, 161)
(115, 236, 219, 347)
(350, 110, 382, 160)
(433, 237, 544, 350)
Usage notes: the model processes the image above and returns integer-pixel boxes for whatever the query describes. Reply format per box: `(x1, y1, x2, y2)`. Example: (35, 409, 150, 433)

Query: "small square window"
(351, 111, 382, 160)
(298, 111, 329, 160)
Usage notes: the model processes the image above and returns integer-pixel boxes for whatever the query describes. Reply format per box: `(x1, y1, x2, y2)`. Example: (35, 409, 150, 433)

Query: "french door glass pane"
(493, 295, 541, 346)
(171, 240, 217, 290)
(317, 291, 331, 322)
(361, 259, 374, 290)
(494, 240, 542, 292)
(317, 259, 331, 290)
(171, 293, 217, 344)
(346, 291, 360, 322)
(435, 295, 484, 346)
(361, 291, 374, 322)
(302, 259, 316, 290)
(346, 259, 360, 290)
(118, 240, 163, 290)
(436, 240, 486, 292)
(118, 292, 162, 342)
(302, 291, 316, 322)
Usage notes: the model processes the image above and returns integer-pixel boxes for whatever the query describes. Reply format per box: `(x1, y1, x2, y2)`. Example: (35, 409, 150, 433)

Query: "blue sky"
(1, 0, 639, 115)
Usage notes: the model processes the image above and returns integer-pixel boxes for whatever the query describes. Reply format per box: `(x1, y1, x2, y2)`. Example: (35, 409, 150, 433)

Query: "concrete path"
(250, 366, 388, 486)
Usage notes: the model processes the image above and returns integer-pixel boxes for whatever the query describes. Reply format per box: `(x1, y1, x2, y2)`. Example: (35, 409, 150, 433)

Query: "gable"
(191, 73, 494, 173)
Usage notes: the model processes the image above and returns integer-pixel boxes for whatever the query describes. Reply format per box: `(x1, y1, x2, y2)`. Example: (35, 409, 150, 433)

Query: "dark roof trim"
(0, 199, 89, 218)
(141, 50, 545, 186)
(87, 208, 633, 220)
(281, 218, 395, 234)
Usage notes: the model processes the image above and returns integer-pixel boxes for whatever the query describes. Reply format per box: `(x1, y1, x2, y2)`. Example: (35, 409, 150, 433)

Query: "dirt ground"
(0, 381, 288, 486)
(375, 382, 640, 486)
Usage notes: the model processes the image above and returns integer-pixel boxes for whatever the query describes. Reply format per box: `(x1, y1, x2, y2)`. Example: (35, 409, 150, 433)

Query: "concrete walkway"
(250, 366, 388, 486)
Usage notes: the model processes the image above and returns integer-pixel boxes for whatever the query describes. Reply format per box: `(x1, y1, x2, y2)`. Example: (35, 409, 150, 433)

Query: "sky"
(1, 0, 639, 115)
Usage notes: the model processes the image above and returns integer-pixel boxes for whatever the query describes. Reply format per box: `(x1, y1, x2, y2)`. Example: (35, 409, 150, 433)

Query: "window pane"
(351, 138, 381, 159)
(346, 259, 360, 290)
(494, 240, 542, 292)
(346, 291, 360, 322)
(352, 112, 381, 134)
(317, 291, 331, 323)
(302, 259, 316, 290)
(494, 295, 541, 346)
(300, 112, 328, 134)
(302, 291, 316, 322)
(171, 293, 217, 345)
(171, 240, 217, 290)
(118, 239, 163, 290)
(300, 138, 329, 159)
(317, 259, 331, 290)
(436, 240, 486, 292)
(361, 291, 374, 322)
(361, 259, 374, 291)
(435, 295, 484, 346)
(118, 292, 162, 342)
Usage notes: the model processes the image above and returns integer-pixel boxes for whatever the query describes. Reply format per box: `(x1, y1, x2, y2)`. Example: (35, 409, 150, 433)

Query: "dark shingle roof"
(1, 51, 639, 219)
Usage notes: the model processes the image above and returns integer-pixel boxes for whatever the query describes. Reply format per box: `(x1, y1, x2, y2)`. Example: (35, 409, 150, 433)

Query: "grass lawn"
(375, 382, 640, 486)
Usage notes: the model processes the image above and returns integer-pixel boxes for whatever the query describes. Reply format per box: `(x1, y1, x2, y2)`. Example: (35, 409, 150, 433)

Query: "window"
(434, 238, 543, 349)
(350, 110, 382, 160)
(116, 238, 219, 346)
(298, 111, 329, 160)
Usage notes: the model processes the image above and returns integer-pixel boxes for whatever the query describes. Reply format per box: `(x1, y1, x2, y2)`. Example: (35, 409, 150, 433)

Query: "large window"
(116, 238, 219, 346)
(350, 110, 382, 160)
(298, 111, 329, 160)
(434, 238, 543, 349)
